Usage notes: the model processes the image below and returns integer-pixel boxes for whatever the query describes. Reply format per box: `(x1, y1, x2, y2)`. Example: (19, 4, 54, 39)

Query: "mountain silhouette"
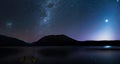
(0, 35, 28, 46)
(33, 35, 78, 46)
(0, 34, 120, 46)
(33, 35, 120, 46)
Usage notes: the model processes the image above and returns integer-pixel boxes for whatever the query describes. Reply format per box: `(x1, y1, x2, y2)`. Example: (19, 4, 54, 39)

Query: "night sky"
(0, 0, 120, 43)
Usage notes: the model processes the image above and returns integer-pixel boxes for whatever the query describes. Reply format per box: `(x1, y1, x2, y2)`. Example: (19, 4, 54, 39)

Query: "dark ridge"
(0, 35, 28, 46)
(0, 34, 120, 46)
(39, 35, 77, 42)
(82, 41, 120, 46)
(33, 35, 120, 46)
(32, 35, 78, 46)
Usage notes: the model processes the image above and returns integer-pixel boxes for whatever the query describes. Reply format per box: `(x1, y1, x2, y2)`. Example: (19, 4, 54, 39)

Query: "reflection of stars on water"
(104, 45, 111, 48)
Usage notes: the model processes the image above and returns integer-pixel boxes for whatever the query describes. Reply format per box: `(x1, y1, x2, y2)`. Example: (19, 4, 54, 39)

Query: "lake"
(0, 46, 120, 64)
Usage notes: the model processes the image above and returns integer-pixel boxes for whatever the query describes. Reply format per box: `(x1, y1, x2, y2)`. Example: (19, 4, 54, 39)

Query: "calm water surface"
(0, 46, 120, 64)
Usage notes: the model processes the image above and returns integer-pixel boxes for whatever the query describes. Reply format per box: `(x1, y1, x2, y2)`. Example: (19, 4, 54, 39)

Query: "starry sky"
(0, 0, 120, 43)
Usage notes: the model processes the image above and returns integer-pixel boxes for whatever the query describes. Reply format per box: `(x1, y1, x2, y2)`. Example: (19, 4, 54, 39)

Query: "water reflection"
(0, 46, 120, 64)
(72, 48, 120, 64)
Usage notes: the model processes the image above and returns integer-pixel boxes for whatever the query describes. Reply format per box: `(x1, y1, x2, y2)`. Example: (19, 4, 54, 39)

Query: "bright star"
(105, 19, 109, 23)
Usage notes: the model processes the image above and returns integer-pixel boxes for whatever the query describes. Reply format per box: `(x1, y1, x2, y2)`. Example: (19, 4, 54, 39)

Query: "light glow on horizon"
(91, 25, 114, 41)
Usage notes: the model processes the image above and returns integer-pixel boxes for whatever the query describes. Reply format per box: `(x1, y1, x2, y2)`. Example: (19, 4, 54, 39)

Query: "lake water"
(0, 46, 120, 64)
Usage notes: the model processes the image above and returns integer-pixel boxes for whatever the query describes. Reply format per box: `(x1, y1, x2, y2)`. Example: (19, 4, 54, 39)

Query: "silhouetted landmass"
(0, 34, 120, 46)
(33, 35, 78, 46)
(0, 35, 28, 46)
(33, 35, 120, 46)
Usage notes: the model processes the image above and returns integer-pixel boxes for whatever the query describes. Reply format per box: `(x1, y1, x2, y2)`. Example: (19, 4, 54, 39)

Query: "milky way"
(39, 0, 59, 33)
(0, 0, 120, 42)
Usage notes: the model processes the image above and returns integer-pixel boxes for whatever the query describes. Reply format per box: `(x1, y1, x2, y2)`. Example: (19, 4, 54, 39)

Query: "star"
(43, 17, 49, 24)
(105, 19, 109, 23)
(6, 22, 13, 28)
